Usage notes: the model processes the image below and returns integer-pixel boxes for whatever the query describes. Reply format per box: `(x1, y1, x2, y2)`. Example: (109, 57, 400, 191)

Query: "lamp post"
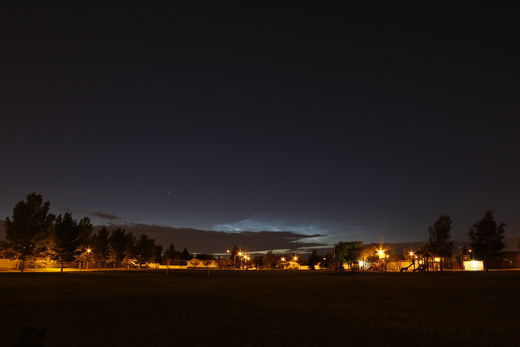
(86, 248, 92, 270)
(377, 248, 387, 271)
(408, 250, 415, 270)
(293, 256, 300, 269)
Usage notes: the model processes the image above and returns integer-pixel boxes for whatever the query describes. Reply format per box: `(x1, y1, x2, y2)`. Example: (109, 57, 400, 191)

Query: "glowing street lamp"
(86, 248, 92, 269)
(408, 251, 415, 257)
(281, 257, 286, 262)
(377, 249, 385, 259)
(293, 256, 298, 261)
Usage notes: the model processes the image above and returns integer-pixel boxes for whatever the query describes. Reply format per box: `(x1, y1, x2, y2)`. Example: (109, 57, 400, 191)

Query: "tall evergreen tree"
(108, 228, 128, 267)
(123, 231, 137, 265)
(469, 210, 506, 271)
(427, 215, 454, 271)
(181, 247, 192, 260)
(164, 243, 177, 263)
(53, 213, 83, 272)
(77, 217, 93, 248)
(91, 227, 110, 267)
(4, 193, 55, 272)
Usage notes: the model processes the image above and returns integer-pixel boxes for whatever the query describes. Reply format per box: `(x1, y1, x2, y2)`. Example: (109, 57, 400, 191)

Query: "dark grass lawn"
(1, 270, 520, 346)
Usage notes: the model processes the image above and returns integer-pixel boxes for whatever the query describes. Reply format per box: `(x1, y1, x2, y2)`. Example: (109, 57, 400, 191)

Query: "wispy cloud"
(89, 211, 121, 221)
(213, 213, 330, 235)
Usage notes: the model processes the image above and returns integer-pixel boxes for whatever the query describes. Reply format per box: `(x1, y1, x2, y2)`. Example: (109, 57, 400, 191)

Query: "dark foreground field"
(1, 270, 519, 346)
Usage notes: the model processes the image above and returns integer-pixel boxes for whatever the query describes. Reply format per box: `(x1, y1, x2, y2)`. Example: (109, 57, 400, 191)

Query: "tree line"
(0, 193, 510, 272)
(0, 193, 194, 272)
(331, 211, 507, 271)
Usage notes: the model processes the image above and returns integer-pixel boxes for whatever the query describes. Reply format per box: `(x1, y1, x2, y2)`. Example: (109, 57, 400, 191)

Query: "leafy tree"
(308, 250, 319, 270)
(134, 234, 156, 266)
(91, 227, 110, 267)
(320, 253, 334, 270)
(4, 193, 55, 272)
(164, 243, 178, 265)
(123, 232, 137, 265)
(253, 255, 263, 268)
(77, 217, 93, 248)
(263, 250, 277, 269)
(153, 245, 163, 264)
(469, 210, 506, 271)
(108, 228, 128, 267)
(426, 215, 454, 271)
(334, 241, 364, 271)
(53, 213, 84, 272)
(75, 217, 93, 268)
(180, 247, 192, 260)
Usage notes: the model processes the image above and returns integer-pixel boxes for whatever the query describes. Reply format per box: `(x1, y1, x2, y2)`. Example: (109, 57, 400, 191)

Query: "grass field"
(1, 270, 519, 346)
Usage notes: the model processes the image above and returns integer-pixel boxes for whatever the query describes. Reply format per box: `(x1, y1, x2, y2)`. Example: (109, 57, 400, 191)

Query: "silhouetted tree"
(76, 217, 93, 268)
(263, 251, 277, 269)
(123, 232, 137, 266)
(108, 228, 128, 267)
(164, 243, 177, 265)
(52, 213, 84, 272)
(77, 217, 93, 247)
(134, 234, 156, 266)
(321, 253, 334, 270)
(469, 210, 506, 271)
(91, 227, 110, 267)
(153, 245, 163, 264)
(253, 255, 263, 268)
(181, 247, 192, 260)
(426, 215, 454, 271)
(335, 241, 364, 271)
(308, 250, 319, 270)
(229, 245, 239, 262)
(4, 193, 55, 272)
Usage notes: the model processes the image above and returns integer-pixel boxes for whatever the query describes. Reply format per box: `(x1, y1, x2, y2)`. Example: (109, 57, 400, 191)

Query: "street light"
(233, 251, 242, 269)
(86, 248, 92, 269)
(377, 249, 385, 259)
(293, 256, 298, 261)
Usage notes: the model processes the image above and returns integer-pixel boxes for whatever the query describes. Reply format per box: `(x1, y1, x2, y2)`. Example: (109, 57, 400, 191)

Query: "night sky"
(1, 5, 519, 249)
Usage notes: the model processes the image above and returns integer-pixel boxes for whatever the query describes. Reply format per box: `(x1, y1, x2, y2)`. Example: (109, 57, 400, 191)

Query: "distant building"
(463, 260, 484, 271)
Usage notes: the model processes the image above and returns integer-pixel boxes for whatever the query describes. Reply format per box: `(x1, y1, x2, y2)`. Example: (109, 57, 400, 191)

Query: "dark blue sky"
(1, 4, 519, 247)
